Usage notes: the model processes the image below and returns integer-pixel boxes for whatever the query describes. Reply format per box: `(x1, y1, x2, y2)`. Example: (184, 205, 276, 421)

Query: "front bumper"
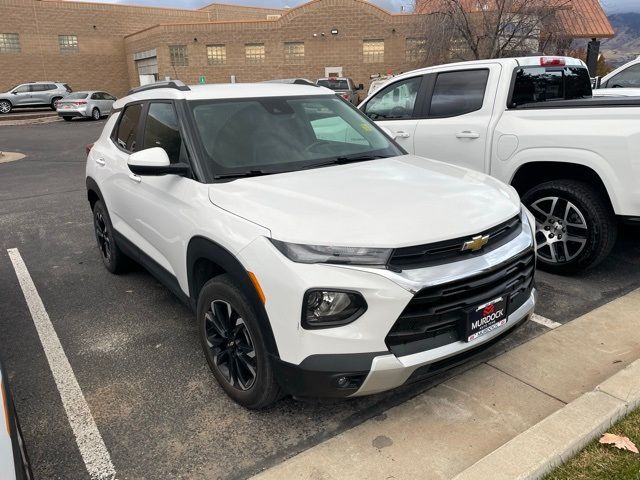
(273, 289, 535, 398)
(238, 209, 536, 398)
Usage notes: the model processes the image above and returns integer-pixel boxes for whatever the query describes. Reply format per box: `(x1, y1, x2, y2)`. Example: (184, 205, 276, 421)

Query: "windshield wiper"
(214, 169, 272, 180)
(302, 154, 390, 170)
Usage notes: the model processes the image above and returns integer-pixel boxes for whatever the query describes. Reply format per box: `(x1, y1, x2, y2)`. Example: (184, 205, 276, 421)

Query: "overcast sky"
(73, 0, 640, 13)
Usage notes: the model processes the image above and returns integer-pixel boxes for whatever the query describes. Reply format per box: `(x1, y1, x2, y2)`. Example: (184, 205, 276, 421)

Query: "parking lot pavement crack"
(1, 188, 84, 202)
(484, 363, 568, 406)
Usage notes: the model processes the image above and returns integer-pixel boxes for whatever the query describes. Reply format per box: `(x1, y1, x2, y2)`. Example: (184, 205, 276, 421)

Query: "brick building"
(0, 0, 615, 97)
(0, 0, 429, 97)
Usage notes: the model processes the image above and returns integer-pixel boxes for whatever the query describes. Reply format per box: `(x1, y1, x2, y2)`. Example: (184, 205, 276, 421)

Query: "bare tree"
(415, 0, 575, 61)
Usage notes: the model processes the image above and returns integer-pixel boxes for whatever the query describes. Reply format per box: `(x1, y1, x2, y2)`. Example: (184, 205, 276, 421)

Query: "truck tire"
(522, 180, 617, 274)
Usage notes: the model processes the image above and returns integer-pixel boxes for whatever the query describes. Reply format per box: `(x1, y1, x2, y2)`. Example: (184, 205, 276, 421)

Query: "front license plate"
(466, 296, 508, 342)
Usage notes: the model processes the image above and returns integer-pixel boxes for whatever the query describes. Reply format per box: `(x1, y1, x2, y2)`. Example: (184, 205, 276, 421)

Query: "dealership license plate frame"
(465, 296, 509, 342)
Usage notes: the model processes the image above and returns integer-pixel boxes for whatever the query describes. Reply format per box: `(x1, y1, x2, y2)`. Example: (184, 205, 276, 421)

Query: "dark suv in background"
(0, 82, 72, 114)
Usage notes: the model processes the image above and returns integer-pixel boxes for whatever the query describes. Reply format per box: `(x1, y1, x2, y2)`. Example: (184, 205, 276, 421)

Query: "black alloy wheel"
(204, 300, 257, 391)
(94, 210, 112, 265)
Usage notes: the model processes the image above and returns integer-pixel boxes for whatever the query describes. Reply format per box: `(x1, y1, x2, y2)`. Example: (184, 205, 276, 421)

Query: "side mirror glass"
(358, 83, 364, 90)
(127, 147, 188, 176)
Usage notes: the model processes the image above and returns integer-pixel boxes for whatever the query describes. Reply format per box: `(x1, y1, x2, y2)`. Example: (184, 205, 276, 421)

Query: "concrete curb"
(0, 115, 61, 126)
(453, 359, 640, 480)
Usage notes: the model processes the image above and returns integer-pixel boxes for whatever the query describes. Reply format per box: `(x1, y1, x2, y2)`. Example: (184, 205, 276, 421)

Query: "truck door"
(360, 75, 424, 153)
(413, 65, 501, 173)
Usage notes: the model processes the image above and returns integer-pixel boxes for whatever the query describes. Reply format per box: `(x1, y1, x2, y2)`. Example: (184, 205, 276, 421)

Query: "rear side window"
(511, 66, 591, 107)
(115, 104, 143, 152)
(429, 69, 489, 117)
(142, 102, 183, 163)
(363, 76, 422, 120)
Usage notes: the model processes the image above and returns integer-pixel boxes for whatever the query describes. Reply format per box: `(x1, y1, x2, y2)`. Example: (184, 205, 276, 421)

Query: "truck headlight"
(302, 289, 367, 329)
(270, 239, 392, 266)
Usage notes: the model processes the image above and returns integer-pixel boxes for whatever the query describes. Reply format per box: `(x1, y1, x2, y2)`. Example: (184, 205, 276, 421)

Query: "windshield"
(64, 92, 89, 100)
(190, 95, 403, 180)
(317, 79, 349, 90)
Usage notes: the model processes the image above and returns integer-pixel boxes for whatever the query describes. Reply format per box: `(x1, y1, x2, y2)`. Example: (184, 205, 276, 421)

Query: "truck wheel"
(198, 275, 282, 409)
(522, 180, 617, 274)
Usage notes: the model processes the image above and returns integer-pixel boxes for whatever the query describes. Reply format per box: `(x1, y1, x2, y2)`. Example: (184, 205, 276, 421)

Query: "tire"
(522, 180, 617, 274)
(92, 200, 129, 274)
(0, 100, 11, 114)
(51, 97, 62, 110)
(63, 116, 72, 122)
(91, 108, 100, 120)
(198, 275, 282, 409)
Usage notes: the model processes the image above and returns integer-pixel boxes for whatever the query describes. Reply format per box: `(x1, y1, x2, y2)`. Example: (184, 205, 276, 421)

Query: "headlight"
(302, 289, 367, 329)
(270, 239, 392, 266)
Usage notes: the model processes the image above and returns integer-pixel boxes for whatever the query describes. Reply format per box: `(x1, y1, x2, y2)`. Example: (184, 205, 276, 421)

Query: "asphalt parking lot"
(1, 120, 640, 480)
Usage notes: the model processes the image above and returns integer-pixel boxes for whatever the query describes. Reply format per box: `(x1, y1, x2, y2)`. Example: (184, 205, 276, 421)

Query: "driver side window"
(363, 76, 422, 120)
(13, 85, 29, 93)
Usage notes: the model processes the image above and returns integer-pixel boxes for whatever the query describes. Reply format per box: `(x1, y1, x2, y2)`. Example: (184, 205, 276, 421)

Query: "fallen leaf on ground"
(599, 433, 639, 453)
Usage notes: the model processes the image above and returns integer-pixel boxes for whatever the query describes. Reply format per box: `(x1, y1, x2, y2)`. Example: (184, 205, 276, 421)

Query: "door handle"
(394, 131, 411, 139)
(456, 131, 480, 139)
(94, 157, 106, 166)
(128, 173, 141, 183)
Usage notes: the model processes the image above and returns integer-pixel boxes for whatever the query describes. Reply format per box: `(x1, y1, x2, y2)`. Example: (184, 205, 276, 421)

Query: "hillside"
(602, 12, 640, 65)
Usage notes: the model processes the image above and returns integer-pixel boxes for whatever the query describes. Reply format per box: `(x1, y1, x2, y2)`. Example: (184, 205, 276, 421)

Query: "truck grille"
(388, 214, 521, 270)
(386, 249, 534, 357)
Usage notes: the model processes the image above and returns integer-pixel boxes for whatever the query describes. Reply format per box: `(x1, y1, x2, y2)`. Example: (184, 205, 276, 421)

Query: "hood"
(208, 155, 520, 248)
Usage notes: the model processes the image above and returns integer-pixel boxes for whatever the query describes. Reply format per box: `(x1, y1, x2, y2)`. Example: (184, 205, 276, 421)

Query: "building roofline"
(41, 0, 204, 14)
(197, 1, 284, 12)
(124, 0, 412, 38)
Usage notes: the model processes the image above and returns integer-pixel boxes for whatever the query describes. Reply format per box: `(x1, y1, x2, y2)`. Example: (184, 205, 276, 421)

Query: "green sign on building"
(199, 76, 206, 84)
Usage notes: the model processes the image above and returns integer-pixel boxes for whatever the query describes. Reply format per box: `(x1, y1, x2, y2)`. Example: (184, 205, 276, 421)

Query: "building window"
(284, 42, 304, 64)
(169, 45, 188, 66)
(58, 35, 78, 53)
(406, 38, 427, 62)
(363, 39, 384, 64)
(0, 33, 20, 53)
(207, 44, 226, 65)
(245, 43, 265, 64)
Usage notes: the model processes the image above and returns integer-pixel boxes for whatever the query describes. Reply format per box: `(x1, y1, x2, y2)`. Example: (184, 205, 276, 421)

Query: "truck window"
(429, 69, 489, 117)
(510, 66, 591, 107)
(363, 76, 422, 120)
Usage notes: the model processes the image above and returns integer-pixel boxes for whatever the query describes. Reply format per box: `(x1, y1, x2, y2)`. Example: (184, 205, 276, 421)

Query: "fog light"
(302, 289, 367, 329)
(336, 376, 349, 387)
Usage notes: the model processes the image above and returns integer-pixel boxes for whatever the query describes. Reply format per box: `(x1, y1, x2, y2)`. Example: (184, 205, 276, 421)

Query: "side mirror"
(11, 91, 18, 95)
(357, 83, 364, 91)
(127, 147, 189, 176)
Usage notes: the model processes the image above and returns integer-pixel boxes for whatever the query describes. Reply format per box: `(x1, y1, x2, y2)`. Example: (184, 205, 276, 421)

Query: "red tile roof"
(416, 0, 614, 38)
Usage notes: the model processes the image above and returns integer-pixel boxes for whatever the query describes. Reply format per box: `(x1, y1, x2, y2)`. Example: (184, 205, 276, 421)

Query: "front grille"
(386, 249, 534, 357)
(388, 214, 522, 270)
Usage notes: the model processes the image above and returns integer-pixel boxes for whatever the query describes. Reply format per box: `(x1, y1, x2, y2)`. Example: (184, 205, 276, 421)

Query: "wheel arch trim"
(187, 236, 280, 357)
(505, 152, 620, 213)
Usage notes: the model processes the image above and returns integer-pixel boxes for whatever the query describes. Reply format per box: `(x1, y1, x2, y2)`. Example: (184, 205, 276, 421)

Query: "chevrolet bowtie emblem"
(462, 234, 490, 252)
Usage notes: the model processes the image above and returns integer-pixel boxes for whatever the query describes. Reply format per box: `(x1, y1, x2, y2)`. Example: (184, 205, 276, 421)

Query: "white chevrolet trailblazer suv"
(86, 81, 537, 408)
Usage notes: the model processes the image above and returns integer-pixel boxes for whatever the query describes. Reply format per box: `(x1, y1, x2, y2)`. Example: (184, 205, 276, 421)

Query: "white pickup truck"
(359, 56, 640, 274)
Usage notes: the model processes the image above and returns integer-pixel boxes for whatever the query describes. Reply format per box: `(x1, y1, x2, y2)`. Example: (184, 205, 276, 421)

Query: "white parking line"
(531, 313, 562, 329)
(7, 248, 117, 480)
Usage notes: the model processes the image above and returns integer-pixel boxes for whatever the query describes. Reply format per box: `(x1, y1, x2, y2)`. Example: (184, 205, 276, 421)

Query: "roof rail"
(128, 80, 190, 96)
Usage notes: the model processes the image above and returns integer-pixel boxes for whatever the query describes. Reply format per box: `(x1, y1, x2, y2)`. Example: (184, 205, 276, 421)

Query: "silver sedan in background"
(56, 91, 116, 121)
